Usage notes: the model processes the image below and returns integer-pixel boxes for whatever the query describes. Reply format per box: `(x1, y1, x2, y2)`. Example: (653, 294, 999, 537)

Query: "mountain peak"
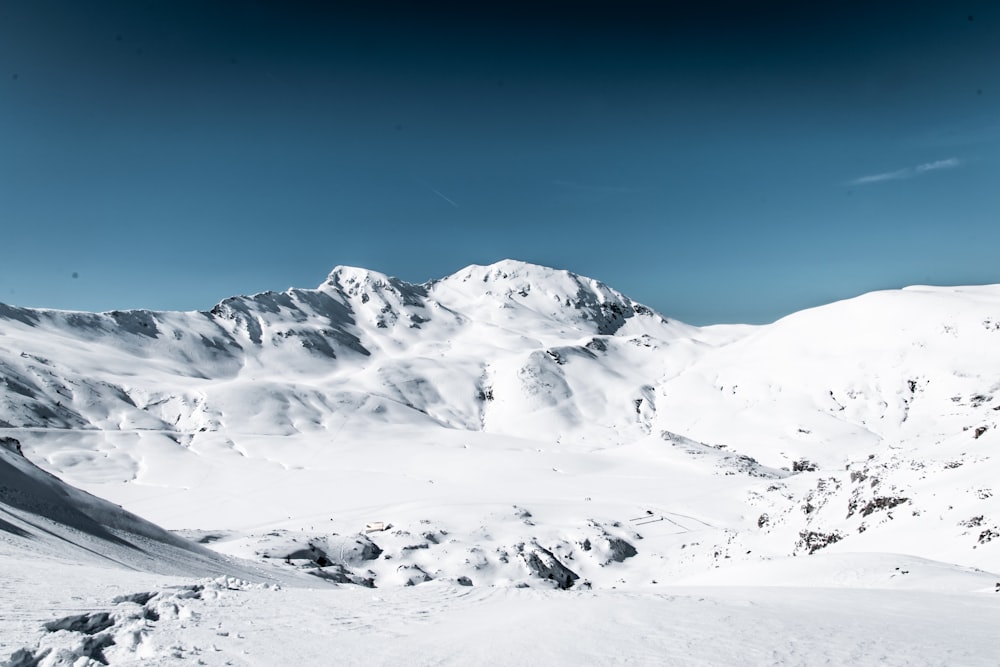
(427, 259, 665, 336)
(446, 259, 569, 285)
(322, 265, 397, 289)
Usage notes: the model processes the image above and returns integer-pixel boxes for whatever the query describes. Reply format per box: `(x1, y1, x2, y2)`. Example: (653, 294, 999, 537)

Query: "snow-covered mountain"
(2, 260, 999, 665)
(0, 259, 707, 438)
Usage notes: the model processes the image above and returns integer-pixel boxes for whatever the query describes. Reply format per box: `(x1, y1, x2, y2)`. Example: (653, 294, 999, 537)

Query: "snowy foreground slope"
(1, 260, 999, 665)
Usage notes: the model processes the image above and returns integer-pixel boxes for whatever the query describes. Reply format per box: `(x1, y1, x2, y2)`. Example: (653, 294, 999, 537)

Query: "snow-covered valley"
(1, 260, 998, 665)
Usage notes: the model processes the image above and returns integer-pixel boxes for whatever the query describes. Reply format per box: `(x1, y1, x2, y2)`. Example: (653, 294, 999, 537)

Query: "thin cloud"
(915, 158, 961, 173)
(415, 178, 459, 208)
(849, 158, 961, 186)
(427, 186, 459, 208)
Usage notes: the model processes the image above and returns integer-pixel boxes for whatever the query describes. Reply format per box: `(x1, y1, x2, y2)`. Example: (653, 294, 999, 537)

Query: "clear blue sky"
(1, 1, 997, 324)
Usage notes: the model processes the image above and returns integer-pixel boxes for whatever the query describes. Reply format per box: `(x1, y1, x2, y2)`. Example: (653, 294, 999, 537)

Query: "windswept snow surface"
(1, 261, 999, 664)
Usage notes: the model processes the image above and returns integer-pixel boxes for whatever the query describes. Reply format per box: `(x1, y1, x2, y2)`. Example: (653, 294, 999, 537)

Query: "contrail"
(416, 178, 459, 208)
(849, 157, 961, 186)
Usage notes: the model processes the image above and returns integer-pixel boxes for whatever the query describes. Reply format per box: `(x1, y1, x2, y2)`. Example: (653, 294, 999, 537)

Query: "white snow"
(1, 260, 999, 665)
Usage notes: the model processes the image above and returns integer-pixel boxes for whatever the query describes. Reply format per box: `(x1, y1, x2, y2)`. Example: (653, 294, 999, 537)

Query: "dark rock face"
(859, 496, 909, 517)
(0, 436, 22, 455)
(354, 535, 384, 561)
(518, 543, 580, 589)
(43, 612, 115, 635)
(309, 565, 375, 588)
(797, 530, 843, 555)
(606, 537, 638, 563)
(793, 459, 818, 473)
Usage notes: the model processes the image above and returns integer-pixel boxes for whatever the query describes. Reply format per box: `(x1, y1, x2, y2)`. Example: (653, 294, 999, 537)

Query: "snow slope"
(1, 260, 999, 664)
(1, 435, 222, 573)
(6, 574, 1000, 666)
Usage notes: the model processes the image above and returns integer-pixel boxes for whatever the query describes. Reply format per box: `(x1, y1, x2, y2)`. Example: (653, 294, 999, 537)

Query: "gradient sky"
(1, 1, 998, 324)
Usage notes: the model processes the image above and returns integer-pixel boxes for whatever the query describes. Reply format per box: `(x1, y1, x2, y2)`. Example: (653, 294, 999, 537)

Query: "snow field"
(2, 261, 1000, 664)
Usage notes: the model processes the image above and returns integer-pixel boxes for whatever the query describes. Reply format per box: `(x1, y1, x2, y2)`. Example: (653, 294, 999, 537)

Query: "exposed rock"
(793, 459, 818, 473)
(350, 534, 384, 561)
(309, 565, 375, 587)
(517, 543, 579, 589)
(859, 497, 909, 518)
(978, 528, 999, 545)
(398, 564, 433, 586)
(0, 436, 23, 456)
(797, 530, 843, 555)
(605, 537, 638, 563)
(43, 612, 114, 635)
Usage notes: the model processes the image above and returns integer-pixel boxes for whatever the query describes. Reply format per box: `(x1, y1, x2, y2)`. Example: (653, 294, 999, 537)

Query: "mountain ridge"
(0, 259, 997, 589)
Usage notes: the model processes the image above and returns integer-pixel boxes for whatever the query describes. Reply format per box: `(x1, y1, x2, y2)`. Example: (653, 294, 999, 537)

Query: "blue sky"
(1, 1, 998, 324)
